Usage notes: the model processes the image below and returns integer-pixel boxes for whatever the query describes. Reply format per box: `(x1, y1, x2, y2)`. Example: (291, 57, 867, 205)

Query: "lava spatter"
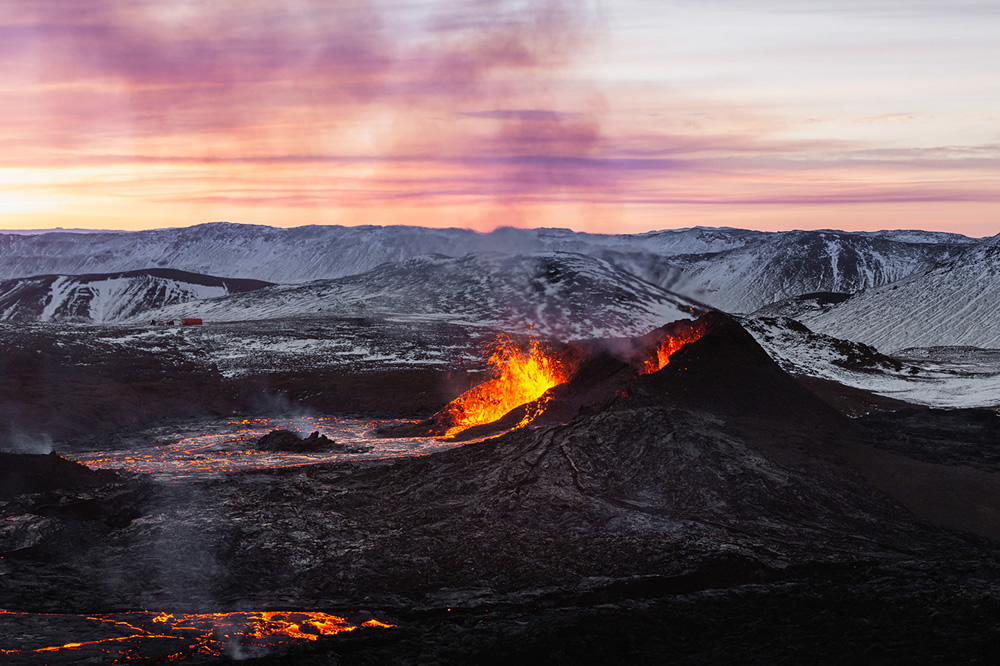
(444, 335, 568, 437)
(640, 318, 709, 374)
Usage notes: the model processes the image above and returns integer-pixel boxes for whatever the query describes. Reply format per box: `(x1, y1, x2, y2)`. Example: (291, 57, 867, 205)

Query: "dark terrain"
(0, 319, 488, 442)
(1, 314, 999, 664)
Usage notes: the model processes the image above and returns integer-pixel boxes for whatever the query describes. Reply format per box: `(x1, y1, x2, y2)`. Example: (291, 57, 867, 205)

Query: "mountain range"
(0, 222, 982, 313)
(141, 252, 703, 340)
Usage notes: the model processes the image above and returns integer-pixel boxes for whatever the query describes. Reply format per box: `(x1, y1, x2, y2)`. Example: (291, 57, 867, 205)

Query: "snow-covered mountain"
(140, 252, 704, 340)
(0, 223, 754, 285)
(787, 234, 1000, 350)
(663, 230, 972, 313)
(743, 316, 1000, 409)
(753, 292, 853, 320)
(0, 269, 271, 323)
(0, 223, 978, 314)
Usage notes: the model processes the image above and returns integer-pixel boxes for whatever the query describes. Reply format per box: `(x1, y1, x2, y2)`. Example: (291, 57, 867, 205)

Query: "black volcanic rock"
(255, 429, 375, 454)
(0, 335, 241, 441)
(0, 451, 119, 498)
(256, 429, 334, 452)
(257, 430, 336, 452)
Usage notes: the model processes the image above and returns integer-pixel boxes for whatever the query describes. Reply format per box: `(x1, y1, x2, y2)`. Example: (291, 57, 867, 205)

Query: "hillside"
(141, 252, 704, 340)
(667, 230, 970, 313)
(0, 223, 979, 314)
(0, 269, 271, 323)
(793, 234, 1000, 350)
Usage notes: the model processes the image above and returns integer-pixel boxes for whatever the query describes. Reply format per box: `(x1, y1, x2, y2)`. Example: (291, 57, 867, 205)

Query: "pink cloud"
(1, 0, 998, 236)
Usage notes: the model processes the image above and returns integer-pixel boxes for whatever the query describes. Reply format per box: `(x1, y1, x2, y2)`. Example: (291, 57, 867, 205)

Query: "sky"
(1, 0, 998, 236)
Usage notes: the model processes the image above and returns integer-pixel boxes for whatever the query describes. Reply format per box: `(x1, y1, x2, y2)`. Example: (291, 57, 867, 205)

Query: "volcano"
(388, 311, 843, 442)
(371, 313, 910, 544)
(2, 314, 999, 664)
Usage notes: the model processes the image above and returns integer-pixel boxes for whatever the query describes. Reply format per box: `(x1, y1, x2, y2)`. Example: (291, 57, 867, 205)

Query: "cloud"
(3, 0, 997, 236)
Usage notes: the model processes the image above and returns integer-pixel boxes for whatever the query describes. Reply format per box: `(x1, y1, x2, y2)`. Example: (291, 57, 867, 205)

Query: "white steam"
(1, 428, 54, 454)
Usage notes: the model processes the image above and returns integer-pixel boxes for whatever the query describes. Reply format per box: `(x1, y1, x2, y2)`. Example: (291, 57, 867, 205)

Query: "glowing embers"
(445, 335, 568, 437)
(0, 609, 394, 662)
(641, 319, 708, 374)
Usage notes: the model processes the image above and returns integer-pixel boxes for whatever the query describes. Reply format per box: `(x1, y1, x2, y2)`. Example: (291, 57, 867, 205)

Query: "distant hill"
(0, 268, 272, 323)
(789, 234, 1000, 350)
(661, 229, 972, 313)
(142, 252, 704, 340)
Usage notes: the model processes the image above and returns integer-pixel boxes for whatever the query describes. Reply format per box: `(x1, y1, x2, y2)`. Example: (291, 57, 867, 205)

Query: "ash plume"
(408, 0, 612, 227)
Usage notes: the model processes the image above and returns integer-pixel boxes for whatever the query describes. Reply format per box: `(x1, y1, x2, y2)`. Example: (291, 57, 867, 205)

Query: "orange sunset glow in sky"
(1, 0, 999, 236)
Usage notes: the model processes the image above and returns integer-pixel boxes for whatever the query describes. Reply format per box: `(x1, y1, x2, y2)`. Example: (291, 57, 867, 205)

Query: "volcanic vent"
(386, 315, 712, 440)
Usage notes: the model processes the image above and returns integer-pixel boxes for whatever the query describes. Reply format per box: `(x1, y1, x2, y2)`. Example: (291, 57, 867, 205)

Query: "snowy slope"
(669, 230, 971, 313)
(753, 292, 853, 320)
(865, 229, 979, 244)
(797, 234, 1000, 351)
(0, 223, 762, 285)
(0, 224, 976, 316)
(744, 316, 1000, 409)
(140, 252, 705, 340)
(0, 269, 271, 323)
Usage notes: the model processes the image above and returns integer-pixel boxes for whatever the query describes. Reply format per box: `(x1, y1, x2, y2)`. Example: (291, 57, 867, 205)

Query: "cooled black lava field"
(2, 314, 1000, 664)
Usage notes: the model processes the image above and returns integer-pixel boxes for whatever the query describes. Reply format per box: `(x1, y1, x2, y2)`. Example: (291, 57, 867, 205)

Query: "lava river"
(67, 416, 463, 479)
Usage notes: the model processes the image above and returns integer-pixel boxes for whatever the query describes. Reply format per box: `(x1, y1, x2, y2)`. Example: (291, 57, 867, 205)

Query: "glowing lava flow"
(0, 609, 394, 662)
(445, 336, 567, 437)
(641, 320, 708, 374)
(68, 416, 457, 479)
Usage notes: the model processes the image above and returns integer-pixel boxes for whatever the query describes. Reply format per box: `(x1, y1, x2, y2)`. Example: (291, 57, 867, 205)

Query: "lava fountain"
(641, 318, 709, 374)
(444, 335, 568, 437)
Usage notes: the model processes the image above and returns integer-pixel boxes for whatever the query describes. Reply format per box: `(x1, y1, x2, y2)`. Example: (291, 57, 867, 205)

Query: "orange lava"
(445, 335, 567, 437)
(0, 609, 394, 662)
(641, 320, 708, 374)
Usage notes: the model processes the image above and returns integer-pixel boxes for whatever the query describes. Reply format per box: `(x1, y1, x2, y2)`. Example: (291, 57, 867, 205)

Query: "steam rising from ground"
(1, 428, 53, 454)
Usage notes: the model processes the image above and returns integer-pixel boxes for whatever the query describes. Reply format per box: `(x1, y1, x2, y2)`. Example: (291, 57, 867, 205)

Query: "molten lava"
(0, 609, 394, 662)
(641, 319, 708, 374)
(445, 335, 567, 437)
(68, 416, 458, 478)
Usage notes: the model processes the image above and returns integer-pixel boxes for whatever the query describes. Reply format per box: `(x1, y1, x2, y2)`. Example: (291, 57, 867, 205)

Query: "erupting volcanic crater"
(384, 314, 710, 440)
(53, 314, 710, 484)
